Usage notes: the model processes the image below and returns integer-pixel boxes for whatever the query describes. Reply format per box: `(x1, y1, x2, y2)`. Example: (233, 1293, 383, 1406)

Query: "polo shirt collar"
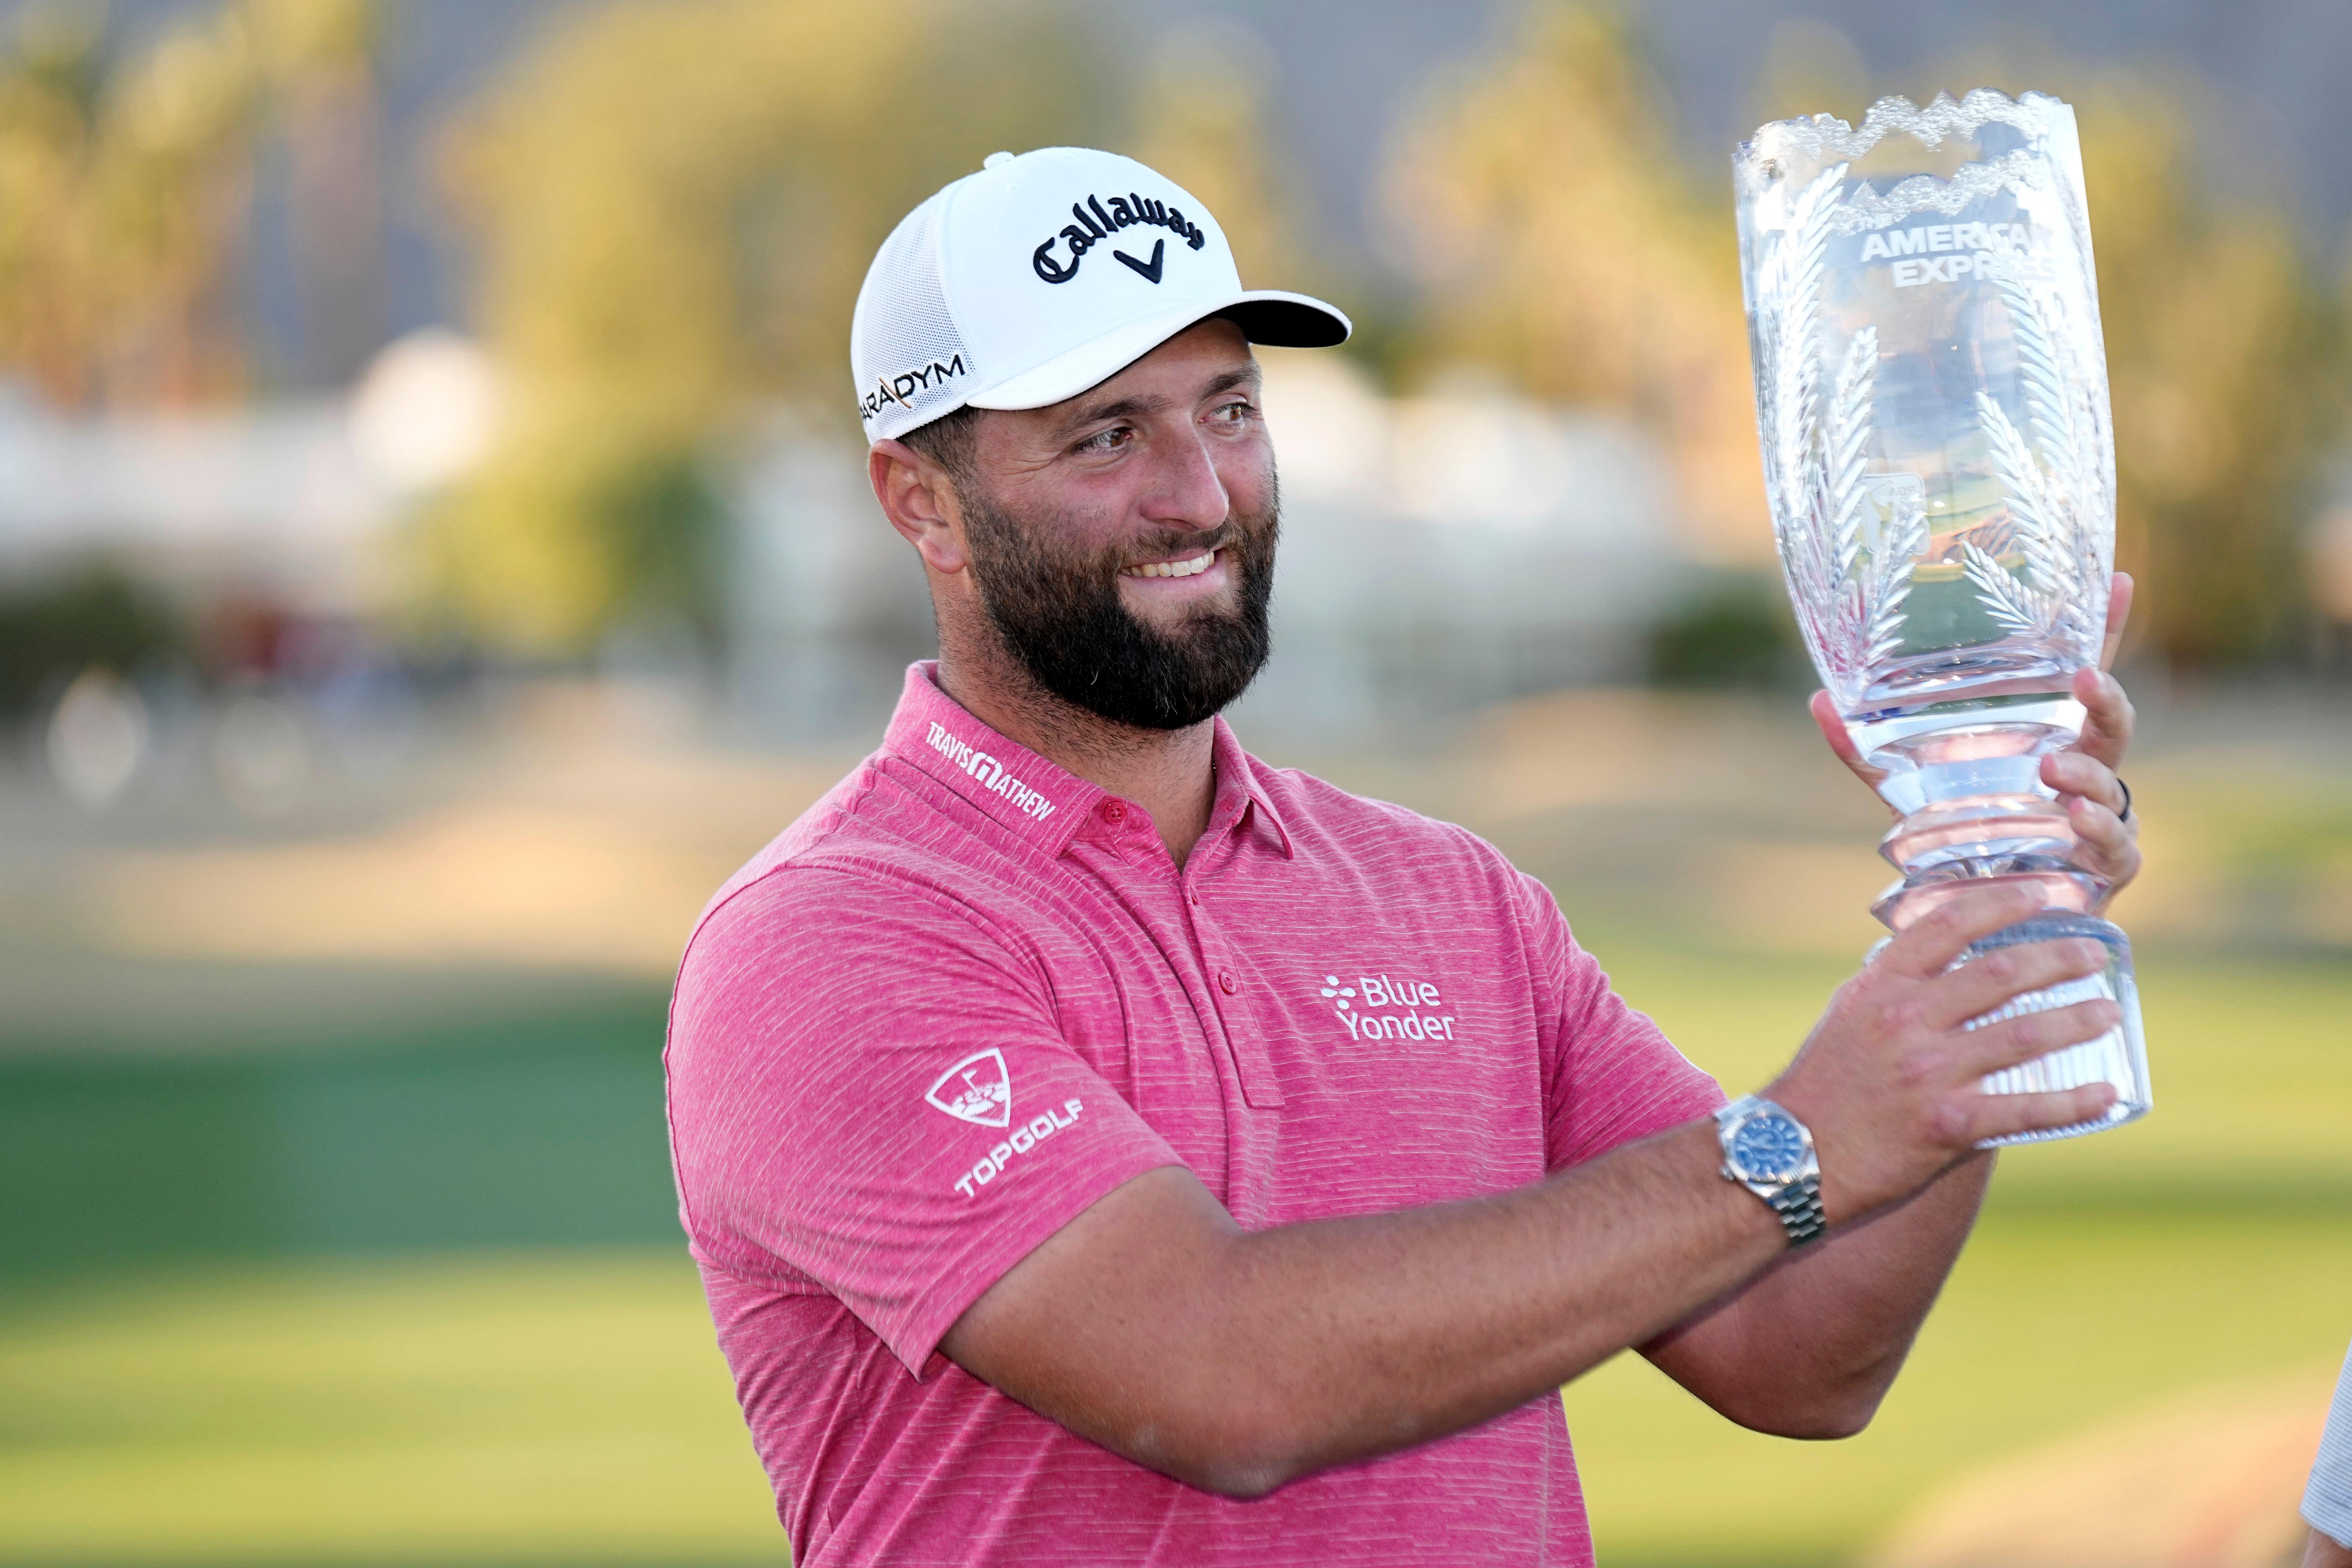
(1208, 712, 1293, 858)
(884, 663, 1100, 851)
(883, 662, 1294, 860)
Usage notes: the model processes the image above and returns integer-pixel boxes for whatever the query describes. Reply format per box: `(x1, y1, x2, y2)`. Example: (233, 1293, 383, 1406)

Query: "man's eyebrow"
(1200, 365, 1262, 399)
(1057, 365, 1263, 435)
(1059, 392, 1171, 433)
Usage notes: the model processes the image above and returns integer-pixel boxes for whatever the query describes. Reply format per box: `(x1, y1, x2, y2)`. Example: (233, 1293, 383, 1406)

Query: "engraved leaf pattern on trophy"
(1757, 164, 1922, 690)
(1758, 165, 1851, 685)
(1967, 257, 2107, 649)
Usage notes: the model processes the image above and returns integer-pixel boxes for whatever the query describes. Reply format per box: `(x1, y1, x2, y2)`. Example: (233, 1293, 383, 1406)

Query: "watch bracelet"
(1767, 1175, 1827, 1246)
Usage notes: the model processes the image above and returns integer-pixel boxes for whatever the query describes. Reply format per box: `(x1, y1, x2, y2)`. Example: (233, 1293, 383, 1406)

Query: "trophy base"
(1955, 911, 2151, 1147)
(1851, 702, 2153, 1146)
(1876, 892, 2152, 1148)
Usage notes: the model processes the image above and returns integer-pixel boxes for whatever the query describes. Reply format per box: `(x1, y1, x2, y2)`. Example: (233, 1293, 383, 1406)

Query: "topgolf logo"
(926, 722, 1055, 821)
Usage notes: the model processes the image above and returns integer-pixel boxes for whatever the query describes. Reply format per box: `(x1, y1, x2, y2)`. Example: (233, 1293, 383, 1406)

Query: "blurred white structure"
(347, 330, 502, 498)
(726, 354, 1692, 740)
(0, 389, 387, 613)
(1243, 352, 1686, 731)
(0, 330, 499, 615)
(0, 339, 1694, 745)
(47, 669, 149, 809)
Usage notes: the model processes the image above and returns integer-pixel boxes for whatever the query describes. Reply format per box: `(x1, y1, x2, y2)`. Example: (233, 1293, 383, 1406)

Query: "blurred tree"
(0, 559, 186, 715)
(431, 0, 1100, 657)
(0, 0, 380, 409)
(2071, 77, 2337, 670)
(1645, 572, 1807, 691)
(1379, 3, 1768, 565)
(1388, 9, 2339, 673)
(1124, 22, 1324, 299)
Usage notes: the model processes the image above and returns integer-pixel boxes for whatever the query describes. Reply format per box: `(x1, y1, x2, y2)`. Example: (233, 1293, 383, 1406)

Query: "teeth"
(1124, 550, 1216, 579)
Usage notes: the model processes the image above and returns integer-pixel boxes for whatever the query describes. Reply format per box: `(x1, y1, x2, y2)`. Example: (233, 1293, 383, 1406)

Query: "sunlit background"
(3, 2, 2350, 1565)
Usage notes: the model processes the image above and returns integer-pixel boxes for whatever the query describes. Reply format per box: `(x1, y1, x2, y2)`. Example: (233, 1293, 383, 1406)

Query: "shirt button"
(1188, 889, 1199, 905)
(1217, 970, 1237, 994)
(1101, 800, 1127, 823)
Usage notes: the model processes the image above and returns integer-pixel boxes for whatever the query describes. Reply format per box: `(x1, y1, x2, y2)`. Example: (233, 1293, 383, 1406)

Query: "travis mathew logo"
(924, 1048, 1085, 1201)
(1318, 972, 1458, 1043)
(926, 721, 1055, 820)
(1033, 191, 1205, 284)
(861, 352, 968, 425)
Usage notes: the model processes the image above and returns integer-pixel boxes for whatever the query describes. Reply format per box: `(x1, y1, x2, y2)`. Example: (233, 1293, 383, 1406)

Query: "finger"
(1959, 1081, 2118, 1145)
(2066, 797, 2143, 896)
(2041, 750, 2128, 817)
(1960, 997, 2126, 1078)
(2067, 667, 2135, 771)
(1931, 936, 2110, 1029)
(1880, 883, 2047, 979)
(2098, 572, 2134, 670)
(1811, 690, 1885, 788)
(2066, 792, 2139, 860)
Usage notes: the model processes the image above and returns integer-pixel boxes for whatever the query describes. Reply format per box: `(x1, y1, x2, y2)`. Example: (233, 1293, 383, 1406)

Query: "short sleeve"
(665, 866, 1184, 1376)
(2306, 1340, 2352, 1548)
(1508, 870, 1725, 1170)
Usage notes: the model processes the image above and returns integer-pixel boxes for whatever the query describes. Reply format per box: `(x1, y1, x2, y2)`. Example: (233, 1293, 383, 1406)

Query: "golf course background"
(4, 683, 2347, 1568)
(5, 2, 2352, 1561)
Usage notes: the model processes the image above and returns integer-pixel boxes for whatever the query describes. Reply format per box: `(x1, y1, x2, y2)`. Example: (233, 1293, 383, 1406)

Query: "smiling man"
(664, 147, 2145, 1567)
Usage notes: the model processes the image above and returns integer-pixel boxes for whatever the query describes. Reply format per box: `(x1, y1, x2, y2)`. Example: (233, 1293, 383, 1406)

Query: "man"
(2305, 1344, 2352, 1567)
(665, 147, 2144, 1566)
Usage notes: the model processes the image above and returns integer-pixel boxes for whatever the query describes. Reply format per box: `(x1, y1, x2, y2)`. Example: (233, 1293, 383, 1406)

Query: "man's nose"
(1138, 426, 1232, 532)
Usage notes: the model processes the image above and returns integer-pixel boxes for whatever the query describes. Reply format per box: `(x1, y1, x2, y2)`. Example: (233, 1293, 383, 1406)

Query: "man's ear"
(870, 439, 969, 576)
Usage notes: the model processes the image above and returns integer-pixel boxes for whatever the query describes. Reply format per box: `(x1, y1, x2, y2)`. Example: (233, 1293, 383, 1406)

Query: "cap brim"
(967, 290, 1351, 413)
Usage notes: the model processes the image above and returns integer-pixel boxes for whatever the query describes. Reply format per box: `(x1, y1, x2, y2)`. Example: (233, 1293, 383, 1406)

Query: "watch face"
(1730, 1113, 1807, 1181)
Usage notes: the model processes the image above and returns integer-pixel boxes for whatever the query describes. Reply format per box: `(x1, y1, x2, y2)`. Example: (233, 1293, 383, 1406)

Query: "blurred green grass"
(1570, 937, 2352, 1567)
(0, 942, 2343, 1566)
(0, 1252, 782, 1567)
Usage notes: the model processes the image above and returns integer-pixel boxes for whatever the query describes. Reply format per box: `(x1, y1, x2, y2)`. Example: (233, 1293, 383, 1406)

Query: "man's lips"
(1120, 548, 1218, 580)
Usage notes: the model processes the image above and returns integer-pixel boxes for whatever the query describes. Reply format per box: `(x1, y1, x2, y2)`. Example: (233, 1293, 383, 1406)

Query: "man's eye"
(1212, 400, 1257, 424)
(1077, 426, 1132, 455)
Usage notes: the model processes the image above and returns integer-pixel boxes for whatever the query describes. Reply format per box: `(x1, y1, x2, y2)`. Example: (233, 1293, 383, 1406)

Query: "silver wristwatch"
(1714, 1095, 1827, 1247)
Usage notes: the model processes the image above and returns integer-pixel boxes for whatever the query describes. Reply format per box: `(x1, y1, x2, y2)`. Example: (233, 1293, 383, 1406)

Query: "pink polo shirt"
(665, 663, 1723, 1566)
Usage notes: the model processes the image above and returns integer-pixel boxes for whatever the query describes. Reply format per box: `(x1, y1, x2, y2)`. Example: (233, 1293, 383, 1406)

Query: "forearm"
(949, 1120, 1787, 1495)
(1649, 1153, 1992, 1437)
(1212, 1121, 1788, 1479)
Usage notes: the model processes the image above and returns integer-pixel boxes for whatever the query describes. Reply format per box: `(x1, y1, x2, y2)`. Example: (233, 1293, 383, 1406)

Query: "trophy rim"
(1734, 87, 2073, 176)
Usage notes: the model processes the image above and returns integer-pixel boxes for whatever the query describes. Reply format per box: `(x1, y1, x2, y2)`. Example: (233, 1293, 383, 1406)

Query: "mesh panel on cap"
(850, 192, 978, 444)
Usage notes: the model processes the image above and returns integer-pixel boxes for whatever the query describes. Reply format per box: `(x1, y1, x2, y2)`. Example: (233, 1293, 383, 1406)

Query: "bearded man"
(664, 148, 2144, 1567)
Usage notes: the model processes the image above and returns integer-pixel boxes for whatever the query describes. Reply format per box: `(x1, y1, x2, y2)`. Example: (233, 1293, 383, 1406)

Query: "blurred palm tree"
(1122, 21, 1333, 307)
(1379, 4, 1767, 565)
(0, 0, 377, 410)
(1384, 4, 2340, 673)
(428, 0, 1100, 658)
(2073, 76, 2338, 670)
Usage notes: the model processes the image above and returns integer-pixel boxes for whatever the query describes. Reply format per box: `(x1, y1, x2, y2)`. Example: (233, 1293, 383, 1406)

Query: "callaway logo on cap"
(850, 146, 1350, 443)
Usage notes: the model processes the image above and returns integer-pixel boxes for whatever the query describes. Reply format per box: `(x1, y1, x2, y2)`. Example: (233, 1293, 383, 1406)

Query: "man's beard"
(959, 487, 1277, 732)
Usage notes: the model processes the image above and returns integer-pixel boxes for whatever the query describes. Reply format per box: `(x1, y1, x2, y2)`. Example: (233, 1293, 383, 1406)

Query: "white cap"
(850, 146, 1350, 444)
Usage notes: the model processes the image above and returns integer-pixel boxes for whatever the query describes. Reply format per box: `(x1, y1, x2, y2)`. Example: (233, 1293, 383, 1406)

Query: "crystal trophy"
(1734, 91, 2150, 1143)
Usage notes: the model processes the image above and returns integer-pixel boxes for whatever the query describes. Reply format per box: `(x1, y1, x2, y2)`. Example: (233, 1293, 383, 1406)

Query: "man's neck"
(935, 644, 1218, 867)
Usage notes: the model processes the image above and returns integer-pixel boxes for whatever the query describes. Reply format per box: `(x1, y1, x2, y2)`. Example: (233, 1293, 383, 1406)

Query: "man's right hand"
(1766, 882, 2122, 1224)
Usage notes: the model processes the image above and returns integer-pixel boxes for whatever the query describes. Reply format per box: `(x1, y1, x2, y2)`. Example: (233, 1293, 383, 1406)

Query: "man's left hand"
(1807, 571, 2141, 903)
